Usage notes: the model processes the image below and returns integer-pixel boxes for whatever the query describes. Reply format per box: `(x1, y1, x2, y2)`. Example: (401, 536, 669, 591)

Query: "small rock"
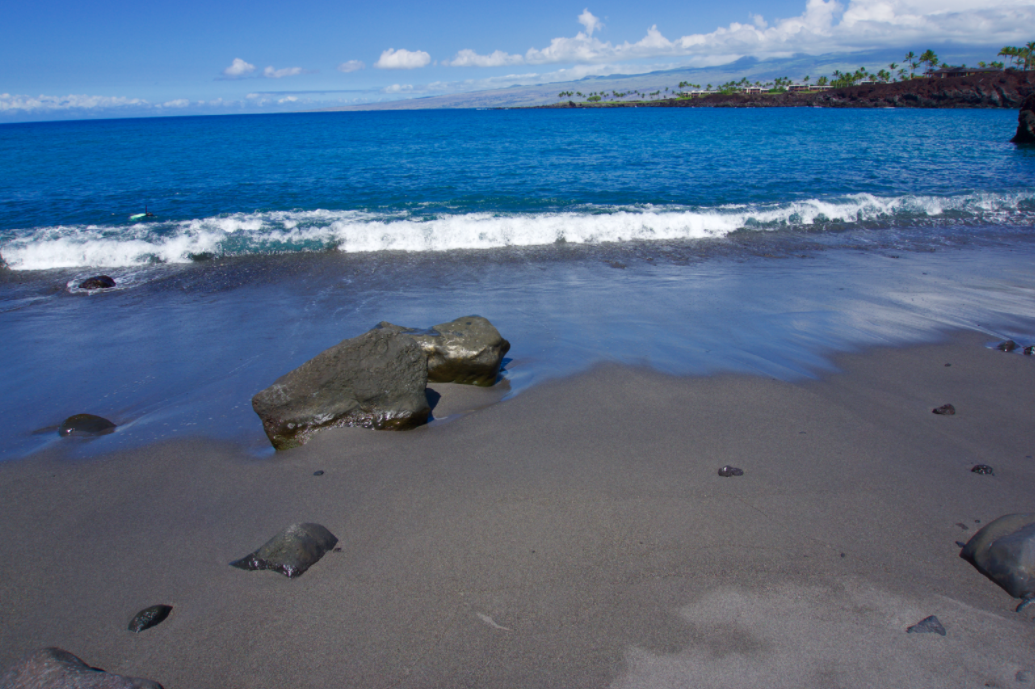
(955, 541, 967, 548)
(313, 470, 324, 476)
(128, 605, 172, 632)
(932, 404, 956, 416)
(997, 340, 1019, 352)
(230, 523, 338, 578)
(906, 615, 946, 636)
(376, 316, 511, 386)
(718, 466, 744, 477)
(960, 513, 1035, 602)
(78, 275, 116, 290)
(971, 464, 994, 475)
(0, 647, 163, 688)
(59, 414, 116, 437)
(1024, 346, 1035, 356)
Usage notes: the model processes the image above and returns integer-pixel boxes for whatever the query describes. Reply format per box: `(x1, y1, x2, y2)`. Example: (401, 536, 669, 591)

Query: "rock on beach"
(59, 414, 116, 437)
(0, 647, 163, 688)
(251, 328, 430, 450)
(376, 316, 511, 386)
(960, 513, 1035, 602)
(230, 523, 338, 578)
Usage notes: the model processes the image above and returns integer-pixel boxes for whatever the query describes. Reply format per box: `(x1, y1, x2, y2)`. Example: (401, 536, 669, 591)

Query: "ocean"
(1, 107, 1033, 459)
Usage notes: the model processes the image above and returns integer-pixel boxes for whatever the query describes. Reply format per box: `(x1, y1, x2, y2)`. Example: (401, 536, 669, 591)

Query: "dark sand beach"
(1, 330, 1033, 688)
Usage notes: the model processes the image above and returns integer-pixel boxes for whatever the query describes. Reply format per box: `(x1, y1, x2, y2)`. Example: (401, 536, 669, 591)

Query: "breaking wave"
(2, 191, 1033, 271)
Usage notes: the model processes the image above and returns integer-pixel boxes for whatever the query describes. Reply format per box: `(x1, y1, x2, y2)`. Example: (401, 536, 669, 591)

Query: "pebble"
(313, 470, 324, 476)
(971, 464, 994, 475)
(997, 340, 1019, 352)
(718, 465, 744, 477)
(932, 404, 955, 415)
(906, 615, 946, 636)
(128, 605, 172, 633)
(59, 414, 116, 437)
(1025, 346, 1035, 356)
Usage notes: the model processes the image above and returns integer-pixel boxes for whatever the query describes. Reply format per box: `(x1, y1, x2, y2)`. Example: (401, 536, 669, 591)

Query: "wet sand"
(1, 330, 1033, 688)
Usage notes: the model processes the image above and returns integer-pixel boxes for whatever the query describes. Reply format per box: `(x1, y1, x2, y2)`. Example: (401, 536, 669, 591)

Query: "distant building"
(788, 84, 810, 92)
(929, 66, 1002, 78)
(742, 87, 764, 94)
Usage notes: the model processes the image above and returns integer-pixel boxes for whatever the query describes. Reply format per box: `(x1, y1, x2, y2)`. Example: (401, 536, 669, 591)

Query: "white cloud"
(0, 93, 149, 112)
(161, 99, 190, 108)
(338, 60, 366, 72)
(264, 66, 305, 78)
(223, 58, 256, 77)
(383, 84, 416, 93)
(578, 8, 603, 36)
(446, 49, 524, 67)
(449, 1, 1034, 71)
(375, 48, 432, 69)
(278, 96, 299, 103)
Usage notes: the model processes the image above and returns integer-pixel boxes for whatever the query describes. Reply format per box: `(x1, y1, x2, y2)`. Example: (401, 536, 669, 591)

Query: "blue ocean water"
(1, 108, 1033, 459)
(1, 108, 1033, 268)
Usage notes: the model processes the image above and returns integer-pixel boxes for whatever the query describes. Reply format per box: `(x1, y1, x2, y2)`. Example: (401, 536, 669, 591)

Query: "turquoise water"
(0, 108, 1033, 459)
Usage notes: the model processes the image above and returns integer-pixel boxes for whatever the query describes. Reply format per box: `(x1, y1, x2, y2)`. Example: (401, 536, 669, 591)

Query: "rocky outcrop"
(230, 523, 338, 578)
(1013, 93, 1035, 143)
(252, 328, 430, 450)
(0, 648, 163, 688)
(376, 316, 511, 386)
(960, 513, 1035, 603)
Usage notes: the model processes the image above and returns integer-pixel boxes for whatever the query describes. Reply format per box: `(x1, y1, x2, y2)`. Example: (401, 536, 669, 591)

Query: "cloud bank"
(448, 0, 1035, 69)
(337, 60, 366, 73)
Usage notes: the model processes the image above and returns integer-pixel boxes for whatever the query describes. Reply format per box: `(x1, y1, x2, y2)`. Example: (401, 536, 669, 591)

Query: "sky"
(1, 0, 1032, 121)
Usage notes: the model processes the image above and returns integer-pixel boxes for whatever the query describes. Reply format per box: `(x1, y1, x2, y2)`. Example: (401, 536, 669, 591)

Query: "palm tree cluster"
(998, 43, 1035, 70)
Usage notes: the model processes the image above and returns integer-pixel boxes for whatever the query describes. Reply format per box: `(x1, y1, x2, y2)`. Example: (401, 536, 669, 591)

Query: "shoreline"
(1, 329, 1033, 687)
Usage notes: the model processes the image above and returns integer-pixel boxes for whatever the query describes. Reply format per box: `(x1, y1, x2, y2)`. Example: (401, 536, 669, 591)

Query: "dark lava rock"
(932, 404, 956, 416)
(128, 604, 172, 633)
(376, 316, 510, 386)
(718, 465, 744, 477)
(59, 414, 116, 437)
(1024, 345, 1035, 356)
(230, 523, 338, 578)
(906, 615, 946, 636)
(960, 513, 1035, 603)
(252, 328, 430, 450)
(971, 464, 995, 475)
(1013, 93, 1035, 144)
(78, 275, 116, 290)
(0, 647, 163, 688)
(996, 339, 1019, 352)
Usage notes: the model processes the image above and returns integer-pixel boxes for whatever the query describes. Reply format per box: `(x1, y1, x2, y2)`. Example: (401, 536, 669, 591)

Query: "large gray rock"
(252, 328, 430, 450)
(376, 316, 510, 386)
(960, 513, 1035, 601)
(230, 523, 338, 578)
(0, 648, 163, 689)
(1013, 93, 1035, 144)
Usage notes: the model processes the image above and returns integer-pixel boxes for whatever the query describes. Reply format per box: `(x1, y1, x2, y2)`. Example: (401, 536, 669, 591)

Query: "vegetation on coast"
(555, 44, 1034, 106)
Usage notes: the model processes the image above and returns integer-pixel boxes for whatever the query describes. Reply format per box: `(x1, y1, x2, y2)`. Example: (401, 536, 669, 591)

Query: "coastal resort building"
(928, 66, 1002, 79)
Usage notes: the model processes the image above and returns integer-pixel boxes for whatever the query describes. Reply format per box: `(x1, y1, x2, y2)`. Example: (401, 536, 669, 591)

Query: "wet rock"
(252, 328, 430, 450)
(960, 513, 1035, 604)
(128, 605, 172, 633)
(932, 404, 956, 416)
(906, 615, 946, 636)
(996, 339, 1019, 352)
(971, 464, 994, 475)
(59, 414, 116, 437)
(1024, 345, 1035, 356)
(78, 275, 116, 290)
(0, 647, 163, 688)
(718, 465, 744, 477)
(230, 523, 338, 578)
(376, 316, 510, 386)
(1013, 93, 1035, 144)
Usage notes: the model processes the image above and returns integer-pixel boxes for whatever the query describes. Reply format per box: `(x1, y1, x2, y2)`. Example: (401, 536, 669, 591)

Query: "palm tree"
(919, 49, 939, 75)
(903, 51, 918, 78)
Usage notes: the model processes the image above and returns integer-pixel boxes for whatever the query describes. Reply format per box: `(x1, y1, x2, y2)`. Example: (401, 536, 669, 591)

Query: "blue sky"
(2, 0, 1032, 120)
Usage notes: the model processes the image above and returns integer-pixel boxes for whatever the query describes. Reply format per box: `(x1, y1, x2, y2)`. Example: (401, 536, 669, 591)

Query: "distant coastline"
(522, 70, 1035, 110)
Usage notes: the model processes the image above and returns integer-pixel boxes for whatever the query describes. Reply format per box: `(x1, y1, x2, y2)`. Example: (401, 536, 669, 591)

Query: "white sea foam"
(2, 192, 1032, 271)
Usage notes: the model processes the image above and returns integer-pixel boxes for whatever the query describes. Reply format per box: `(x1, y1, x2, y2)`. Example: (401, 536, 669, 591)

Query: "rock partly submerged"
(1013, 93, 1035, 144)
(0, 647, 163, 689)
(252, 328, 430, 450)
(376, 316, 510, 386)
(230, 523, 338, 578)
(78, 275, 117, 290)
(252, 316, 508, 450)
(59, 414, 116, 437)
(960, 513, 1035, 611)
